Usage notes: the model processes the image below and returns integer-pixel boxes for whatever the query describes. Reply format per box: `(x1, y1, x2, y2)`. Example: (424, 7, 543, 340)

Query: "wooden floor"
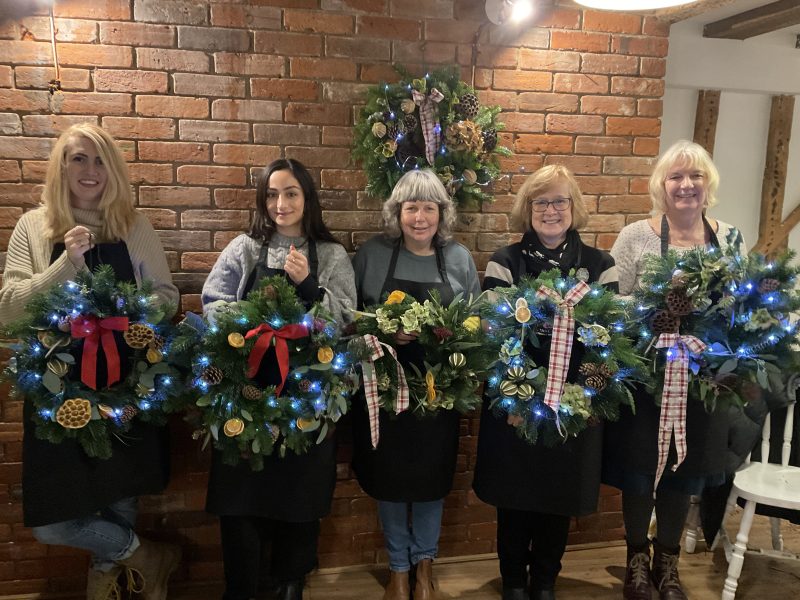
(168, 509, 800, 600)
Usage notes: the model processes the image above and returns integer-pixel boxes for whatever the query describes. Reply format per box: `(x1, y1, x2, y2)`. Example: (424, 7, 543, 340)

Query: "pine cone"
(118, 405, 138, 424)
(56, 398, 92, 429)
(149, 334, 165, 351)
(457, 93, 480, 119)
(201, 365, 224, 385)
(585, 374, 607, 392)
(651, 309, 680, 334)
(242, 385, 262, 401)
(482, 128, 498, 152)
(403, 114, 417, 133)
(758, 278, 780, 293)
(579, 363, 600, 376)
(665, 288, 693, 316)
(386, 121, 399, 141)
(598, 364, 614, 378)
(124, 323, 155, 349)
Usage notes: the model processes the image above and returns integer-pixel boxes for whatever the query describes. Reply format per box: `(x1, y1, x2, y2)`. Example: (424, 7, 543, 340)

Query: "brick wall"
(0, 0, 666, 595)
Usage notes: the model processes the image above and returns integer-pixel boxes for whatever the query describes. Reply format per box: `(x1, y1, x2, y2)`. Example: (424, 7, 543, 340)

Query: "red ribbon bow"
(245, 323, 309, 395)
(70, 315, 130, 390)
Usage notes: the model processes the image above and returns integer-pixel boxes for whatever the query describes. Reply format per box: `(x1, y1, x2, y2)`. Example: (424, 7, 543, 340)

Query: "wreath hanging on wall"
(352, 65, 511, 209)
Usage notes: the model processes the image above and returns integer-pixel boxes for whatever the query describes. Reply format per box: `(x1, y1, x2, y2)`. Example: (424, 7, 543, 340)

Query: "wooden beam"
(692, 90, 721, 156)
(704, 0, 800, 40)
(753, 95, 795, 256)
(656, 0, 739, 24)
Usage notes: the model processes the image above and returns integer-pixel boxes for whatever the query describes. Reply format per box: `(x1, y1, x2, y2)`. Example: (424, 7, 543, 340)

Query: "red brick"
(254, 31, 322, 57)
(136, 96, 208, 119)
(493, 70, 552, 92)
(18, 17, 97, 43)
(289, 58, 358, 81)
(321, 126, 352, 146)
(127, 163, 173, 184)
(356, 15, 418, 40)
(15, 67, 91, 91)
(139, 186, 211, 207)
(251, 78, 320, 101)
(553, 73, 608, 95)
(173, 73, 245, 98)
(322, 82, 370, 103)
(606, 116, 660, 136)
(584, 10, 642, 34)
(0, 183, 41, 207)
(58, 43, 132, 68)
(136, 48, 210, 73)
(519, 49, 579, 72)
(603, 156, 655, 175)
(611, 35, 669, 58)
(55, 0, 129, 20)
(0, 161, 20, 182)
(391, 0, 451, 19)
(134, 0, 208, 25)
(210, 5, 282, 29)
(214, 53, 284, 77)
(0, 89, 50, 112)
(95, 70, 167, 94)
(211, 99, 282, 122)
(515, 134, 573, 154)
(181, 252, 222, 271)
(177, 26, 249, 52)
(359, 63, 401, 83)
(581, 96, 635, 117)
(581, 53, 638, 75)
(157, 229, 210, 251)
(544, 155, 601, 175)
(320, 169, 367, 190)
(0, 66, 10, 88)
(177, 166, 247, 187)
(284, 10, 354, 34)
(473, 47, 518, 69)
(181, 209, 250, 230)
(138, 141, 209, 163)
(545, 114, 603, 135)
(285, 103, 350, 126)
(517, 92, 578, 113)
(423, 18, 481, 44)
(629, 177, 650, 194)
(53, 92, 132, 115)
(253, 124, 319, 146)
(575, 175, 628, 195)
(179, 120, 249, 143)
(611, 77, 664, 98)
(326, 37, 391, 60)
(551, 31, 609, 53)
(640, 57, 667, 78)
(215, 188, 256, 209)
(477, 90, 517, 111)
(633, 137, 660, 156)
(99, 22, 174, 47)
(101, 117, 175, 140)
(498, 154, 544, 174)
(393, 41, 456, 65)
(0, 137, 53, 159)
(536, 6, 581, 29)
(21, 115, 98, 137)
(285, 146, 351, 169)
(213, 144, 281, 166)
(140, 207, 176, 228)
(643, 16, 671, 37)
(0, 41, 52, 65)
(598, 195, 652, 214)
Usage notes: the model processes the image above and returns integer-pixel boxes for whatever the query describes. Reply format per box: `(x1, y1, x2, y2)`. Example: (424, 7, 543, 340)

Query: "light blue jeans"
(31, 496, 140, 572)
(378, 499, 444, 572)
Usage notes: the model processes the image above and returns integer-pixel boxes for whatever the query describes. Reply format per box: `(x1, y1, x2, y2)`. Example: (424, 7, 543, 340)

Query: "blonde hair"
(42, 123, 136, 241)
(649, 139, 719, 214)
(510, 164, 589, 232)
(381, 169, 457, 244)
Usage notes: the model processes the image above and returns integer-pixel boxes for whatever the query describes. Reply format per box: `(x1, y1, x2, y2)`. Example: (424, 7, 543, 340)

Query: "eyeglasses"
(529, 197, 571, 213)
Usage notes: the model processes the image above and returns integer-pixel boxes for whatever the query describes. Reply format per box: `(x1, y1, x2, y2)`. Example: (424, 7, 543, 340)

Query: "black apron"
(603, 216, 728, 491)
(205, 240, 338, 522)
(473, 238, 603, 516)
(351, 241, 461, 502)
(22, 242, 170, 527)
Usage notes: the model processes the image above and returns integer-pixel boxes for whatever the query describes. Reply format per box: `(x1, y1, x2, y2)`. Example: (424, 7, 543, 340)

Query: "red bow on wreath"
(245, 323, 309, 395)
(70, 315, 130, 390)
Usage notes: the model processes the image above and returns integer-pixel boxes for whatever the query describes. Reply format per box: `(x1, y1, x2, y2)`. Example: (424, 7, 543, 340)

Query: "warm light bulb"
(510, 0, 533, 22)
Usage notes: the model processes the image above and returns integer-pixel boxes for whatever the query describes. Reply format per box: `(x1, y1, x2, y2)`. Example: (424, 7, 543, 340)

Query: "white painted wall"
(663, 19, 800, 252)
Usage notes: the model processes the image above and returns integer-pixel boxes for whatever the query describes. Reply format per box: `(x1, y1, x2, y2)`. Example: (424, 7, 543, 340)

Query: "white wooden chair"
(720, 389, 800, 600)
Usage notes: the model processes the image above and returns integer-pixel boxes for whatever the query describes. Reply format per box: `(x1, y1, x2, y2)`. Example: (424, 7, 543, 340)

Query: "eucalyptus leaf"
(240, 409, 253, 421)
(42, 370, 63, 394)
(210, 423, 219, 441)
(718, 359, 739, 374)
(196, 395, 212, 407)
(309, 363, 332, 371)
(252, 438, 261, 454)
(55, 352, 75, 364)
(317, 421, 329, 444)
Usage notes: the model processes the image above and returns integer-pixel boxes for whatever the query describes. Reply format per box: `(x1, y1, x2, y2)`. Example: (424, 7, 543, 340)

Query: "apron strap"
(380, 238, 452, 301)
(660, 214, 720, 257)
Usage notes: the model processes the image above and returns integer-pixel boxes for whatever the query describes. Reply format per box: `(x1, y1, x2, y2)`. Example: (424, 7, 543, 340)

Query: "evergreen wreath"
(352, 65, 511, 209)
(1, 265, 181, 459)
(632, 229, 800, 410)
(350, 289, 495, 415)
(174, 276, 356, 471)
(482, 269, 645, 446)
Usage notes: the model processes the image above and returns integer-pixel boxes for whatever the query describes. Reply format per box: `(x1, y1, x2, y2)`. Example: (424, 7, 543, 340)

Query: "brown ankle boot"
(413, 559, 439, 600)
(382, 570, 410, 600)
(86, 566, 123, 600)
(651, 540, 687, 600)
(623, 543, 654, 600)
(118, 538, 181, 600)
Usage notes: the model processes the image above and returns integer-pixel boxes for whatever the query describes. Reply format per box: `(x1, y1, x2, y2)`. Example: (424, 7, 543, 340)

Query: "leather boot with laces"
(623, 543, 654, 600)
(86, 566, 123, 600)
(651, 540, 687, 600)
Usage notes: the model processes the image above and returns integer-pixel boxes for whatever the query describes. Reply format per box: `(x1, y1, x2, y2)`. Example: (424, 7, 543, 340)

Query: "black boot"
(502, 586, 530, 600)
(529, 589, 555, 600)
(623, 542, 653, 600)
(651, 539, 687, 600)
(275, 579, 303, 600)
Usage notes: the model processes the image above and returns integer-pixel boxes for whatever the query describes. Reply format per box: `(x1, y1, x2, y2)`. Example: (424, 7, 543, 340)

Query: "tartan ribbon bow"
(245, 323, 309, 395)
(412, 88, 445, 165)
(653, 333, 706, 493)
(361, 334, 409, 448)
(535, 281, 592, 417)
(70, 315, 130, 390)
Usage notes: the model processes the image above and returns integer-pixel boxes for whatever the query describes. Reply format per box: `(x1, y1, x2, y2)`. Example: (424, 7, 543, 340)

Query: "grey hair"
(381, 169, 457, 244)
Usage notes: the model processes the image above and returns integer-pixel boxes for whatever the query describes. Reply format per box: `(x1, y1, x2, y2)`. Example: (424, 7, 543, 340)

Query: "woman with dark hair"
(202, 159, 356, 600)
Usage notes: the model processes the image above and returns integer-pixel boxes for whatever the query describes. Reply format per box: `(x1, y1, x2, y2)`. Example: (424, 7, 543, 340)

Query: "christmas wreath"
(481, 270, 645, 446)
(175, 276, 356, 471)
(352, 65, 511, 209)
(1, 265, 181, 459)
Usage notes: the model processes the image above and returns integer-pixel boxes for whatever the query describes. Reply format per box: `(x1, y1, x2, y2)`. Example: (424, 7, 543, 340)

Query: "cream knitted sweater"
(0, 206, 179, 324)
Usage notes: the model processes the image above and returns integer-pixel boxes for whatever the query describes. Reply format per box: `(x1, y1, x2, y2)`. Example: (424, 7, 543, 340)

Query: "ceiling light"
(574, 0, 700, 9)
(485, 0, 534, 25)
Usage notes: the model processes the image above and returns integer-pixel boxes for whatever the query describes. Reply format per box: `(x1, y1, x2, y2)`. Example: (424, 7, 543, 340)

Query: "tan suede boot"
(382, 569, 410, 600)
(413, 559, 439, 600)
(118, 538, 181, 600)
(86, 566, 123, 600)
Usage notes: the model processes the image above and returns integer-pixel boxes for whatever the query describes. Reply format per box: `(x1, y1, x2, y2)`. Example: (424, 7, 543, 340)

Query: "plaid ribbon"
(361, 334, 409, 448)
(653, 333, 706, 493)
(412, 88, 444, 165)
(535, 281, 591, 416)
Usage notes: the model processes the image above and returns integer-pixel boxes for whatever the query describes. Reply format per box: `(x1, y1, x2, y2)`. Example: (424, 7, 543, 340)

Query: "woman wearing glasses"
(473, 165, 617, 600)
